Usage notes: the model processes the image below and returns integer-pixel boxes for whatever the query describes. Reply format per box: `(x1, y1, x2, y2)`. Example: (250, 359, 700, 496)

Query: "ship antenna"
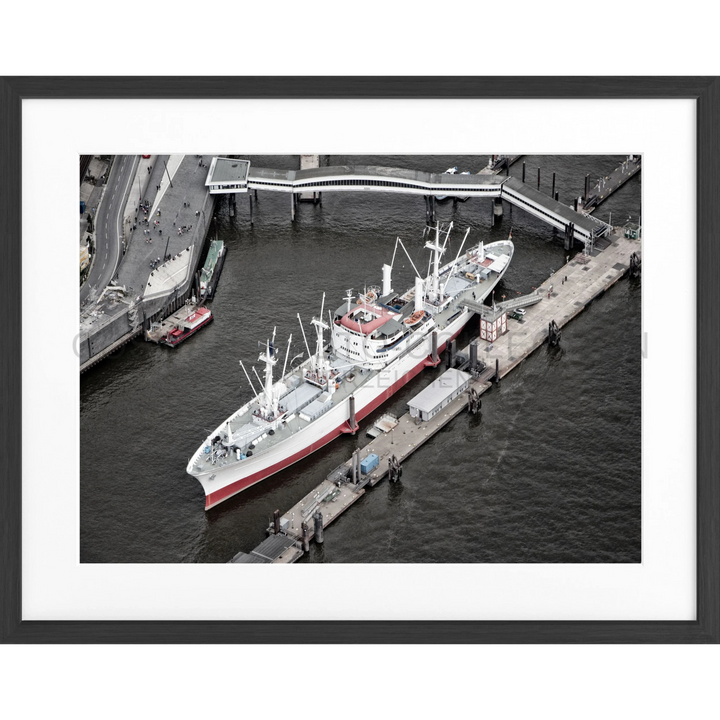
(239, 359, 261, 397)
(252, 365, 265, 394)
(397, 237, 422, 279)
(390, 237, 400, 268)
(281, 333, 293, 378)
(297, 313, 313, 372)
(441, 227, 471, 296)
(441, 221, 454, 253)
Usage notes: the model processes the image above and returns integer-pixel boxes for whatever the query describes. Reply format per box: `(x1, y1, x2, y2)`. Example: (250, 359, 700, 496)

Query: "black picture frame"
(1, 77, 718, 644)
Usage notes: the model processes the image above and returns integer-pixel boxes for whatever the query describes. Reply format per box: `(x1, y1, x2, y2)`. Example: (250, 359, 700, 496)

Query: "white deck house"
(407, 368, 471, 422)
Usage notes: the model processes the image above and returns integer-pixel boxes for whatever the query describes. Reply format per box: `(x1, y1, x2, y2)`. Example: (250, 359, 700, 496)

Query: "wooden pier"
(583, 156, 640, 213)
(231, 227, 641, 563)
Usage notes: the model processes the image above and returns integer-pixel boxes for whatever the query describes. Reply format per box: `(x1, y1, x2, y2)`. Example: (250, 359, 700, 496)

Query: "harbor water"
(80, 155, 641, 563)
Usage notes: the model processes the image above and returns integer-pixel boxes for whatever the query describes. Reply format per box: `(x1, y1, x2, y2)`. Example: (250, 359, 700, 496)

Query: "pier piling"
(537, 167, 541, 190)
(301, 521, 310, 552)
(349, 395, 358, 434)
(446, 339, 456, 368)
(313, 511, 324, 544)
(469, 341, 478, 372)
(551, 172, 556, 199)
(548, 320, 562, 347)
(273, 509, 280, 535)
(522, 162, 526, 183)
(493, 197, 503, 221)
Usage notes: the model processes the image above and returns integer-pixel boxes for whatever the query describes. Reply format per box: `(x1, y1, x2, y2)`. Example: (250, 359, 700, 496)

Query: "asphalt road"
(80, 155, 139, 305)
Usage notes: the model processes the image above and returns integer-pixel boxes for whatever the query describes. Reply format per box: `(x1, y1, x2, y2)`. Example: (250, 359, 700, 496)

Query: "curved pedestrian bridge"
(205, 157, 612, 243)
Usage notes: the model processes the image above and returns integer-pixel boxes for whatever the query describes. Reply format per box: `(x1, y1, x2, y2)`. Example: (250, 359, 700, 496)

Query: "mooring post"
(273, 509, 280, 535)
(313, 511, 324, 544)
(555, 191, 559, 202)
(290, 192, 295, 222)
(551, 172, 556, 199)
(447, 339, 456, 368)
(522, 162, 526, 183)
(537, 167, 541, 190)
(349, 395, 357, 434)
(249, 193, 254, 225)
(352, 449, 359, 484)
(301, 521, 310, 553)
(495, 358, 499, 383)
(584, 174, 589, 203)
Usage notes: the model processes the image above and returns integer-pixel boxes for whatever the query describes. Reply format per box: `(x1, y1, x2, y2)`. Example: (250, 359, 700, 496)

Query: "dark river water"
(80, 155, 641, 563)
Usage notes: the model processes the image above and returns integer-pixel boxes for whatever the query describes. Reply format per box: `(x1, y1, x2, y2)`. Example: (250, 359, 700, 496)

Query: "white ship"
(187, 223, 513, 509)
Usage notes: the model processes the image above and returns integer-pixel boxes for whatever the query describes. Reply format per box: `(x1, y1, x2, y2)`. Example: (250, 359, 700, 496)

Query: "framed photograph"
(1, 77, 718, 643)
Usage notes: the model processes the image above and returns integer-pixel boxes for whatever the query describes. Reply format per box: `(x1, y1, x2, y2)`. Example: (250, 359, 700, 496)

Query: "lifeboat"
(465, 272, 476, 281)
(357, 289, 378, 305)
(404, 310, 425, 326)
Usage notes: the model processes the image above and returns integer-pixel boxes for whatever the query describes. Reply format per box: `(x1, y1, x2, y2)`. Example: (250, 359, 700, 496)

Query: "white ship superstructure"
(188, 223, 513, 509)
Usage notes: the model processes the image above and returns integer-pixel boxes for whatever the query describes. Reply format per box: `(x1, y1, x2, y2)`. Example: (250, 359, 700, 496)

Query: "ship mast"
(424, 222, 447, 301)
(258, 327, 278, 417)
(311, 292, 329, 378)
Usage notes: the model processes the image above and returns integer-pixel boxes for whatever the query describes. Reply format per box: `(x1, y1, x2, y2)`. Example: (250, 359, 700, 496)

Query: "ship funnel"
(414, 276, 424, 312)
(382, 264, 393, 297)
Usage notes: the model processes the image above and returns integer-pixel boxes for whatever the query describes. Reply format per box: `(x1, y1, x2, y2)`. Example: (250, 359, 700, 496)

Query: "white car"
(516, 308, 526, 315)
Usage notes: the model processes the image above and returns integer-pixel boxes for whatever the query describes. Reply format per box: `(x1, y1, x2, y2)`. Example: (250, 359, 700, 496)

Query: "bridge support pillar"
(493, 197, 503, 222)
(564, 222, 575, 252)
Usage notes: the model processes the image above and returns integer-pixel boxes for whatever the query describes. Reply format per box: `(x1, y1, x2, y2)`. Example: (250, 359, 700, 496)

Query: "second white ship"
(188, 223, 514, 509)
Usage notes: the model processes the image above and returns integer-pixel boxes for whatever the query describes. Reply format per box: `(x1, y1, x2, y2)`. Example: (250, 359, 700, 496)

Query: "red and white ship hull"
(197, 310, 468, 510)
(189, 231, 513, 510)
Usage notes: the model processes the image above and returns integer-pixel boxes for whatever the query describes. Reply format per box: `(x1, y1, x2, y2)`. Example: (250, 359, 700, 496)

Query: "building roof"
(407, 368, 471, 413)
(206, 157, 250, 185)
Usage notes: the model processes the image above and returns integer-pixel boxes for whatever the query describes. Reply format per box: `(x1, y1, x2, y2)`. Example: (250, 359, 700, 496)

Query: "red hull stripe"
(204, 327, 462, 509)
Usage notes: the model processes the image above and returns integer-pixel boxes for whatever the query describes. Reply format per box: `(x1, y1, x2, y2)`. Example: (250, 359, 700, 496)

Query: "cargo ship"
(188, 223, 513, 509)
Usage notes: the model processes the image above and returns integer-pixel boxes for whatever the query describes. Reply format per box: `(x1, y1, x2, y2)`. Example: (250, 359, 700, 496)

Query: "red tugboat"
(159, 305, 213, 347)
